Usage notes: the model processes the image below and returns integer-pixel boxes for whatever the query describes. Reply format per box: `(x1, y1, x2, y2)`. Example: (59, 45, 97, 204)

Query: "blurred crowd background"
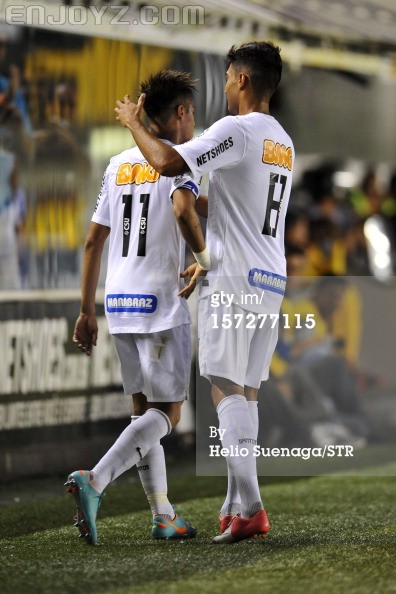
(1, 25, 396, 291)
(0, 16, 395, 479)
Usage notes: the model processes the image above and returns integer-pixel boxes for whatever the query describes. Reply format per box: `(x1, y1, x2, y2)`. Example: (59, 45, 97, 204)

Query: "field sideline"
(1, 467, 395, 594)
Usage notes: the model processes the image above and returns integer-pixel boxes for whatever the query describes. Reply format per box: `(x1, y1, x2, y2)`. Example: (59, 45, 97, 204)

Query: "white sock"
(221, 468, 241, 517)
(131, 416, 174, 518)
(248, 400, 259, 437)
(91, 409, 171, 494)
(220, 400, 260, 517)
(217, 395, 263, 518)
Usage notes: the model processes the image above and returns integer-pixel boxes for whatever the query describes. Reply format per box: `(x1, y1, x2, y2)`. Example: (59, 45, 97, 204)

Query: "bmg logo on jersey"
(116, 162, 160, 185)
(262, 140, 293, 171)
(106, 294, 158, 313)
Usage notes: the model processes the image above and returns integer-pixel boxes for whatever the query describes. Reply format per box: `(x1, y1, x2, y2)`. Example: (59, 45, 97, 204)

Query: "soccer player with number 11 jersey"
(66, 71, 207, 544)
(116, 41, 294, 543)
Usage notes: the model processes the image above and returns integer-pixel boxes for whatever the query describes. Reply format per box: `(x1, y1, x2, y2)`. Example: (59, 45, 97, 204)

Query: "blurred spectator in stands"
(380, 172, 396, 267)
(376, 185, 396, 220)
(286, 206, 355, 277)
(285, 208, 310, 251)
(343, 220, 370, 275)
(348, 169, 396, 275)
(30, 121, 89, 287)
(280, 276, 362, 370)
(283, 244, 312, 299)
(309, 189, 354, 231)
(282, 276, 370, 439)
(304, 217, 347, 275)
(387, 171, 396, 213)
(27, 68, 49, 129)
(14, 181, 28, 287)
(0, 146, 25, 290)
(27, 73, 77, 129)
(349, 169, 396, 220)
(255, 377, 313, 447)
(267, 365, 360, 448)
(298, 276, 362, 368)
(269, 256, 368, 445)
(286, 243, 308, 277)
(53, 80, 76, 124)
(0, 39, 32, 135)
(349, 170, 379, 219)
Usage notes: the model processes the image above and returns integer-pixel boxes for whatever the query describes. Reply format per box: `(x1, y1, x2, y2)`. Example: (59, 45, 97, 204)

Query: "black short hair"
(140, 70, 196, 123)
(226, 41, 282, 98)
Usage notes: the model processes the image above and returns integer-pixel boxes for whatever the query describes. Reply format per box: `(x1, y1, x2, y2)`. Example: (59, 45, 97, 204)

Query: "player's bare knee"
(166, 402, 183, 427)
(148, 401, 183, 429)
(211, 377, 244, 407)
(132, 392, 148, 416)
(244, 386, 259, 401)
(168, 412, 180, 428)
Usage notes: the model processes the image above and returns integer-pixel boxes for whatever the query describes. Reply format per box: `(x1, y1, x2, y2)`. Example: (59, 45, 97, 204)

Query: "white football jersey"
(92, 145, 199, 333)
(174, 113, 294, 312)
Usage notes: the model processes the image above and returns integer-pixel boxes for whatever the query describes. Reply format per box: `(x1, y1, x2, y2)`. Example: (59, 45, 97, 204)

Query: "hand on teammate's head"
(115, 93, 146, 128)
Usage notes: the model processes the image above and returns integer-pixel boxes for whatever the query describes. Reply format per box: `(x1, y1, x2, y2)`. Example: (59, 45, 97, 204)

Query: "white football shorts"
(113, 324, 191, 402)
(198, 297, 279, 389)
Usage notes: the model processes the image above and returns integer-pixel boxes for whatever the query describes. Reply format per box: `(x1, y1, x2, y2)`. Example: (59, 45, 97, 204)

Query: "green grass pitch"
(1, 468, 395, 594)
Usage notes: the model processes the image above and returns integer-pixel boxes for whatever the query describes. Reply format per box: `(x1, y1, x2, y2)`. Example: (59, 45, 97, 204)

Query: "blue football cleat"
(152, 514, 197, 540)
(65, 470, 104, 545)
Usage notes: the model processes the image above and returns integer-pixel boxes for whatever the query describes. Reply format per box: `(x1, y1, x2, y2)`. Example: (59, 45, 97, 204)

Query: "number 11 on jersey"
(122, 193, 151, 257)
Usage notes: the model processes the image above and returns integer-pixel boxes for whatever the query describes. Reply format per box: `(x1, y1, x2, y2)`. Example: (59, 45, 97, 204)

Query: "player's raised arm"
(172, 115, 245, 180)
(115, 94, 188, 176)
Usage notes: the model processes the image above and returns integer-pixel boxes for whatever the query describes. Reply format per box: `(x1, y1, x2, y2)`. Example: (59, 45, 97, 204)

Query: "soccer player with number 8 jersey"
(116, 41, 294, 543)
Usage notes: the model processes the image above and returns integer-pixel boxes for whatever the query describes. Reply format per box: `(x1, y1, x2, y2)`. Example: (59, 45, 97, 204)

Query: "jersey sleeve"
(169, 173, 201, 202)
(91, 164, 111, 227)
(173, 116, 246, 178)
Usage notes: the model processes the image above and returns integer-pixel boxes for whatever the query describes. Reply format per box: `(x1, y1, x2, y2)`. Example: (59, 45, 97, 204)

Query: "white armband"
(193, 247, 211, 271)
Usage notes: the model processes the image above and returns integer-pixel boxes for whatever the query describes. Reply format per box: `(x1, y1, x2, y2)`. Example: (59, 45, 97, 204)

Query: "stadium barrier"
(0, 289, 132, 481)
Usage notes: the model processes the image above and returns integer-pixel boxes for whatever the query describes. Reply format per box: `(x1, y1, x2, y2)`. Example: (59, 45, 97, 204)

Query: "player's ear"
(176, 104, 185, 119)
(239, 72, 249, 90)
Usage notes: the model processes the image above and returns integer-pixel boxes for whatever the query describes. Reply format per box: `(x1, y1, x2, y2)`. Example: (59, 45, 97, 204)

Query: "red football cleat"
(219, 513, 237, 534)
(212, 509, 270, 544)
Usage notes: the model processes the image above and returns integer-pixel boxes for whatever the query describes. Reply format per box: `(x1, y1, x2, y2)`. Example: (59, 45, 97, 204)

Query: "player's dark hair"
(226, 41, 282, 98)
(140, 70, 196, 123)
